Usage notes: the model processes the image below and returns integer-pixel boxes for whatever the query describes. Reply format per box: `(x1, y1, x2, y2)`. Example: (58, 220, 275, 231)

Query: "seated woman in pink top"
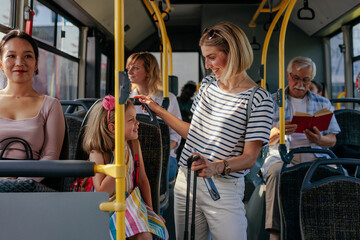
(0, 30, 65, 181)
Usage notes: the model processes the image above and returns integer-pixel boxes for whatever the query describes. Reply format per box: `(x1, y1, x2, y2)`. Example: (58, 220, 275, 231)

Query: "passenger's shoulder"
(254, 87, 272, 101)
(43, 95, 62, 109)
(310, 92, 331, 104)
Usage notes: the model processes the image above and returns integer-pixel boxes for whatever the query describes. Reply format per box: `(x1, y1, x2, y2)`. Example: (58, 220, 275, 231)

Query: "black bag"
(0, 137, 34, 160)
(0, 137, 56, 192)
(184, 155, 199, 240)
(0, 179, 56, 192)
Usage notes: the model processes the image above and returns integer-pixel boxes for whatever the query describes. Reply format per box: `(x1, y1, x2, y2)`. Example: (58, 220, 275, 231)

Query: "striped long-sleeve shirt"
(179, 75, 274, 179)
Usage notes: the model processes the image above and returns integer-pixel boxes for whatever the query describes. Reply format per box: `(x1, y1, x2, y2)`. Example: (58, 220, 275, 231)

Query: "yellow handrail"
(168, 36, 173, 76)
(149, 0, 169, 98)
(260, 1, 283, 12)
(249, 0, 268, 28)
(143, 0, 173, 85)
(336, 91, 346, 109)
(279, 0, 297, 145)
(249, 0, 284, 28)
(162, 0, 171, 18)
(96, 0, 127, 239)
(261, 0, 290, 90)
(143, 0, 171, 21)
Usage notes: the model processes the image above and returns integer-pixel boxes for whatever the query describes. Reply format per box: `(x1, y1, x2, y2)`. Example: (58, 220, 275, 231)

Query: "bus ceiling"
(53, 0, 359, 51)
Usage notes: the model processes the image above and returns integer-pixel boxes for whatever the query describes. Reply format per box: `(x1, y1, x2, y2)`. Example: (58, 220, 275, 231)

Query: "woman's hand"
(133, 95, 162, 115)
(190, 153, 221, 178)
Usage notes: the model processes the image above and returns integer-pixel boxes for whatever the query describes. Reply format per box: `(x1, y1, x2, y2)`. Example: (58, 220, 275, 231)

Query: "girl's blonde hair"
(82, 99, 133, 154)
(126, 52, 162, 96)
(199, 22, 253, 82)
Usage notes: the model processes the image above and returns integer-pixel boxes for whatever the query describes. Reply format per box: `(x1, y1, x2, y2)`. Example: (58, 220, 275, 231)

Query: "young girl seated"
(82, 95, 168, 240)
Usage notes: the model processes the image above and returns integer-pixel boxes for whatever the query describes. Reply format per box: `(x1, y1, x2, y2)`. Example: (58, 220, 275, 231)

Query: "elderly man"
(264, 56, 341, 240)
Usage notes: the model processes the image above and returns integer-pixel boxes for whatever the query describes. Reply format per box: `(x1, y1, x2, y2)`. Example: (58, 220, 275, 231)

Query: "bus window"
(56, 14, 80, 58)
(151, 52, 199, 94)
(33, 1, 56, 46)
(330, 32, 345, 99)
(33, 48, 78, 100)
(353, 61, 360, 100)
(0, 0, 12, 28)
(31, 0, 80, 100)
(100, 54, 108, 97)
(353, 23, 360, 100)
(353, 23, 360, 57)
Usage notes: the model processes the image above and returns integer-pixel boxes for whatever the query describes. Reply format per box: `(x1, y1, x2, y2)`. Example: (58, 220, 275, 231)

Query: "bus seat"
(300, 158, 360, 240)
(75, 98, 99, 110)
(159, 120, 171, 213)
(331, 109, 360, 175)
(279, 149, 344, 240)
(245, 184, 269, 240)
(64, 114, 83, 160)
(136, 114, 162, 214)
(332, 109, 360, 148)
(74, 99, 102, 162)
(39, 115, 70, 191)
(60, 100, 89, 115)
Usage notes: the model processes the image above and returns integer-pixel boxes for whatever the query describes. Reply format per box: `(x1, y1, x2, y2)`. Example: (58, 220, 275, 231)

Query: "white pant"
(174, 166, 247, 240)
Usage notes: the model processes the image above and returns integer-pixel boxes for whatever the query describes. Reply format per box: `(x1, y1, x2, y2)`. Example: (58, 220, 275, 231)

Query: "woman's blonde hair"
(126, 52, 162, 96)
(199, 22, 253, 82)
(82, 99, 133, 154)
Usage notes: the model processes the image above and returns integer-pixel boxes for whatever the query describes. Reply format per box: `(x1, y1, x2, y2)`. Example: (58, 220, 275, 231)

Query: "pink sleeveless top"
(0, 95, 65, 161)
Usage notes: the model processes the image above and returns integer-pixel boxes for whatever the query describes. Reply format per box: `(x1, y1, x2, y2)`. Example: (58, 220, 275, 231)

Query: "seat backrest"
(331, 109, 360, 157)
(136, 114, 162, 214)
(60, 100, 89, 114)
(300, 158, 360, 240)
(333, 109, 360, 146)
(279, 149, 343, 240)
(75, 98, 99, 110)
(74, 99, 103, 162)
(158, 119, 171, 212)
(41, 115, 69, 191)
(64, 114, 83, 160)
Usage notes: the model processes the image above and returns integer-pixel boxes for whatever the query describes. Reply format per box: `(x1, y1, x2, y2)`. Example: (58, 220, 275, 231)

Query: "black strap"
(246, 85, 261, 124)
(0, 137, 33, 160)
(201, 78, 261, 123)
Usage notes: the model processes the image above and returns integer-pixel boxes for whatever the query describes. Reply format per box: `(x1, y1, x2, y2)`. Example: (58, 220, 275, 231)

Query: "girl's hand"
(190, 153, 219, 178)
(159, 215, 166, 224)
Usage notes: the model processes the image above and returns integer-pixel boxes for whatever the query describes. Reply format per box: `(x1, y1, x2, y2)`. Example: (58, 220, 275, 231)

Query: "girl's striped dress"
(109, 145, 169, 240)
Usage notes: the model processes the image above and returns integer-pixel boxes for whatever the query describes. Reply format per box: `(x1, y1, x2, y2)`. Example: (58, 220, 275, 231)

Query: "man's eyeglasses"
(203, 28, 224, 40)
(289, 72, 311, 84)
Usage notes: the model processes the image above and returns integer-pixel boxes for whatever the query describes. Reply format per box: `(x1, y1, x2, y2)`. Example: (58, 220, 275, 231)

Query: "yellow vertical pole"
(114, 0, 126, 239)
(150, 0, 169, 98)
(143, 0, 173, 92)
(261, 0, 290, 90)
(167, 38, 173, 76)
(279, 0, 297, 145)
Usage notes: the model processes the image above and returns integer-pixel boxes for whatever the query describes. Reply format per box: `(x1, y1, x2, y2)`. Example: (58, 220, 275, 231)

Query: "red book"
(291, 108, 333, 133)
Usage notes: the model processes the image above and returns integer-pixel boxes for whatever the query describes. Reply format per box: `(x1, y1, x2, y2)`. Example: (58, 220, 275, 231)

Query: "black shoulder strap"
(246, 85, 261, 125)
(204, 77, 215, 92)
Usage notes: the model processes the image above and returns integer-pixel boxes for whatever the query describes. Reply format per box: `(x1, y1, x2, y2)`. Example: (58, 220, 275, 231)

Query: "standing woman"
(135, 22, 274, 239)
(0, 30, 65, 182)
(127, 52, 182, 180)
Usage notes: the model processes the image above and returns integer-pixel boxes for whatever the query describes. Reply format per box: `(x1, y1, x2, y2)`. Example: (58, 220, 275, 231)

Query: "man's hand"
(269, 121, 298, 146)
(304, 126, 322, 144)
(284, 120, 298, 135)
